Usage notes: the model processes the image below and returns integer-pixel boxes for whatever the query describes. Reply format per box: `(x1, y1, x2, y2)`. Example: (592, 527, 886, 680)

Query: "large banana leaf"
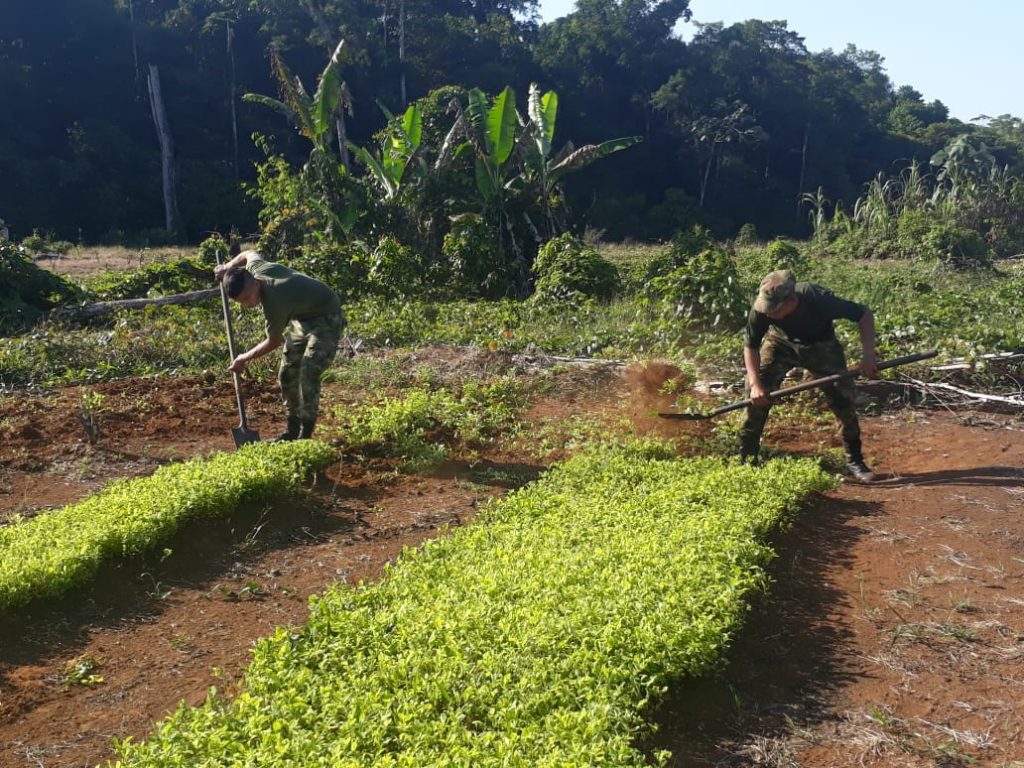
(487, 86, 517, 165)
(312, 39, 347, 139)
(549, 136, 643, 183)
(350, 144, 398, 199)
(527, 83, 557, 159)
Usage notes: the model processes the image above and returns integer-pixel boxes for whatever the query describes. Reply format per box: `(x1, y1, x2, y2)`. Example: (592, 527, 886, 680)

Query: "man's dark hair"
(225, 267, 252, 299)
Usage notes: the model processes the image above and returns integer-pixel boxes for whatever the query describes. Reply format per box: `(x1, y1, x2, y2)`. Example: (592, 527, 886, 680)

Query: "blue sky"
(536, 0, 1022, 122)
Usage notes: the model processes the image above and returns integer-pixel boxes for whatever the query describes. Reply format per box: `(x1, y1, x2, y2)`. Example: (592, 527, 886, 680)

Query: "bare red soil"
(1, 365, 1023, 767)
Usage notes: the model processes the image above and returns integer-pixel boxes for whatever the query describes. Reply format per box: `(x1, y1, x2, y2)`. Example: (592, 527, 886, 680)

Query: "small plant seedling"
(62, 654, 104, 687)
(79, 388, 106, 445)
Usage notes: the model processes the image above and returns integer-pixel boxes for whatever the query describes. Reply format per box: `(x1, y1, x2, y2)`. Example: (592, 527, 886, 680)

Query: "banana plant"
(244, 39, 351, 163)
(350, 101, 424, 200)
(513, 83, 642, 236)
(244, 40, 360, 238)
(464, 86, 518, 201)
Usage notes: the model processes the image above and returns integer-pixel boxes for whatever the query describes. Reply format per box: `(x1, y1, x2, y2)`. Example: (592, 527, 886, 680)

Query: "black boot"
(739, 438, 761, 467)
(844, 439, 878, 482)
(298, 418, 316, 440)
(271, 415, 301, 442)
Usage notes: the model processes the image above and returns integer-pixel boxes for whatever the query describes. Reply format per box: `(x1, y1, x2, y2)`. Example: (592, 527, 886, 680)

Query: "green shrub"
(735, 222, 759, 245)
(0, 441, 336, 612)
(335, 378, 527, 470)
(364, 236, 425, 297)
(646, 232, 746, 328)
(196, 234, 230, 267)
(111, 447, 834, 767)
(0, 242, 81, 334)
(531, 233, 621, 303)
(85, 258, 211, 301)
(921, 221, 992, 269)
(442, 214, 512, 298)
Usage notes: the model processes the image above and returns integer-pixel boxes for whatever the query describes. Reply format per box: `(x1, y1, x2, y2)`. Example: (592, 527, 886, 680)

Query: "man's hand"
(214, 264, 229, 283)
(859, 351, 879, 379)
(228, 355, 248, 373)
(749, 382, 770, 407)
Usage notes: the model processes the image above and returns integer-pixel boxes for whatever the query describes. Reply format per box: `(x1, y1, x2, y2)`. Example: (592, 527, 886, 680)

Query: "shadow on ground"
(646, 495, 884, 767)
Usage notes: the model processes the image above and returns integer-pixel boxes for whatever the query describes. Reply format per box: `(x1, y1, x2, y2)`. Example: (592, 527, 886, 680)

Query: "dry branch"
(57, 288, 219, 319)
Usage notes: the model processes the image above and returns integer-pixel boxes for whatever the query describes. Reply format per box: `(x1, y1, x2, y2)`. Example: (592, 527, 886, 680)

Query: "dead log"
(57, 288, 219, 319)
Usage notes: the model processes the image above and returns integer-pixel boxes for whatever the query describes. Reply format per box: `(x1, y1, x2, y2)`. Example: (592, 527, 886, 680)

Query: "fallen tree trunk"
(57, 288, 219, 319)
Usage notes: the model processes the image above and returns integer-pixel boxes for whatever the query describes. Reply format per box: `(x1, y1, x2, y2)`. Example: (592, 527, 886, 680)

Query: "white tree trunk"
(399, 0, 407, 107)
(227, 21, 239, 178)
(146, 64, 180, 233)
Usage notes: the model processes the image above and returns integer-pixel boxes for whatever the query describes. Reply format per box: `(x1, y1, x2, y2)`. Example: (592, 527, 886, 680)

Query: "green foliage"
(335, 377, 527, 471)
(196, 234, 229, 267)
(0, 242, 81, 334)
(735, 222, 759, 245)
(21, 230, 73, 255)
(84, 258, 211, 301)
(365, 236, 425, 298)
(742, 238, 808, 280)
(531, 234, 621, 303)
(646, 232, 746, 328)
(441, 214, 511, 298)
(111, 447, 834, 767)
(0, 441, 336, 612)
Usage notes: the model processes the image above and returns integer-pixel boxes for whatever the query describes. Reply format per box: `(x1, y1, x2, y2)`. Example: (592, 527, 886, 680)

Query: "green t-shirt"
(744, 282, 865, 348)
(245, 256, 341, 338)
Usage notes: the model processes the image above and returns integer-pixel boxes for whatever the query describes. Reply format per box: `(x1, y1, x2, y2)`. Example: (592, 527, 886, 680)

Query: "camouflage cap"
(753, 269, 796, 314)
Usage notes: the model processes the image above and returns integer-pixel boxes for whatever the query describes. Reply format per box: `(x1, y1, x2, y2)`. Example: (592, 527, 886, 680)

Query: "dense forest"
(2, 0, 1024, 247)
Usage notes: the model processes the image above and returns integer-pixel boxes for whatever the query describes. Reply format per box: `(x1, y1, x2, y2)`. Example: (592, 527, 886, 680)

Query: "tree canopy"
(1, 0, 1021, 244)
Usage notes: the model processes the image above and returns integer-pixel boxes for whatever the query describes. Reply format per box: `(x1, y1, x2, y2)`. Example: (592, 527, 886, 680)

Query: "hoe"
(216, 251, 260, 447)
(658, 349, 938, 421)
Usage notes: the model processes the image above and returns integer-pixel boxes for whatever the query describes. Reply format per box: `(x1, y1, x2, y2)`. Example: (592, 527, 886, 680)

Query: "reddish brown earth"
(2, 365, 1023, 767)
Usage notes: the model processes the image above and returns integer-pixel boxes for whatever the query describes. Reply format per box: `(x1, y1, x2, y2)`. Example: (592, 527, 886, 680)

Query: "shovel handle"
(707, 349, 939, 417)
(215, 250, 251, 431)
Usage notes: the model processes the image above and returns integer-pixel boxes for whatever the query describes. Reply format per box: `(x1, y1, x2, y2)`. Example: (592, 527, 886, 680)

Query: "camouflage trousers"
(740, 332, 861, 453)
(279, 310, 345, 423)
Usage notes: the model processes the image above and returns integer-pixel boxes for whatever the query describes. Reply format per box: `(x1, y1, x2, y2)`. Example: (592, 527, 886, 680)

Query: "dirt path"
(656, 413, 1024, 767)
(2, 369, 1023, 767)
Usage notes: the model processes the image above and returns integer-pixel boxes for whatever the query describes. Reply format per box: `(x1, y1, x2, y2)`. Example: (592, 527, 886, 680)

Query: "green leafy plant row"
(0, 441, 336, 612)
(334, 376, 528, 470)
(112, 445, 834, 767)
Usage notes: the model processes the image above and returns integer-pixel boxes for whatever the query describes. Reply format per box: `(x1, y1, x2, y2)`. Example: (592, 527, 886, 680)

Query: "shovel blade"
(232, 426, 260, 448)
(656, 412, 711, 421)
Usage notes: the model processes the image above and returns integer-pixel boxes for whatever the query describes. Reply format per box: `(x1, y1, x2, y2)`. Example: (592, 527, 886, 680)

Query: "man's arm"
(857, 308, 878, 377)
(744, 345, 771, 407)
(214, 252, 249, 283)
(228, 334, 283, 372)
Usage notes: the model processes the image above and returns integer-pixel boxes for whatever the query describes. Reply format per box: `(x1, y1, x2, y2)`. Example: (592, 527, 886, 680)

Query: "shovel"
(658, 349, 938, 421)
(215, 251, 260, 447)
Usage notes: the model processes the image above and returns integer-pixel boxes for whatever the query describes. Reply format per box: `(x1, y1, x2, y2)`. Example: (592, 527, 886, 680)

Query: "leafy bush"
(85, 258, 211, 301)
(20, 230, 74, 255)
(0, 242, 81, 334)
(285, 241, 368, 299)
(920, 220, 991, 269)
(335, 377, 527, 470)
(740, 238, 808, 284)
(531, 233, 621, 303)
(112, 447, 834, 767)
(366, 236, 426, 297)
(735, 222, 759, 245)
(0, 441, 336, 612)
(646, 232, 746, 328)
(442, 214, 511, 298)
(196, 234, 229, 267)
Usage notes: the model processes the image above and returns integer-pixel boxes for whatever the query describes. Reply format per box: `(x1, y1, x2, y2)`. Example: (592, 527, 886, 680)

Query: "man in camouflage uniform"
(214, 250, 344, 440)
(741, 269, 879, 481)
